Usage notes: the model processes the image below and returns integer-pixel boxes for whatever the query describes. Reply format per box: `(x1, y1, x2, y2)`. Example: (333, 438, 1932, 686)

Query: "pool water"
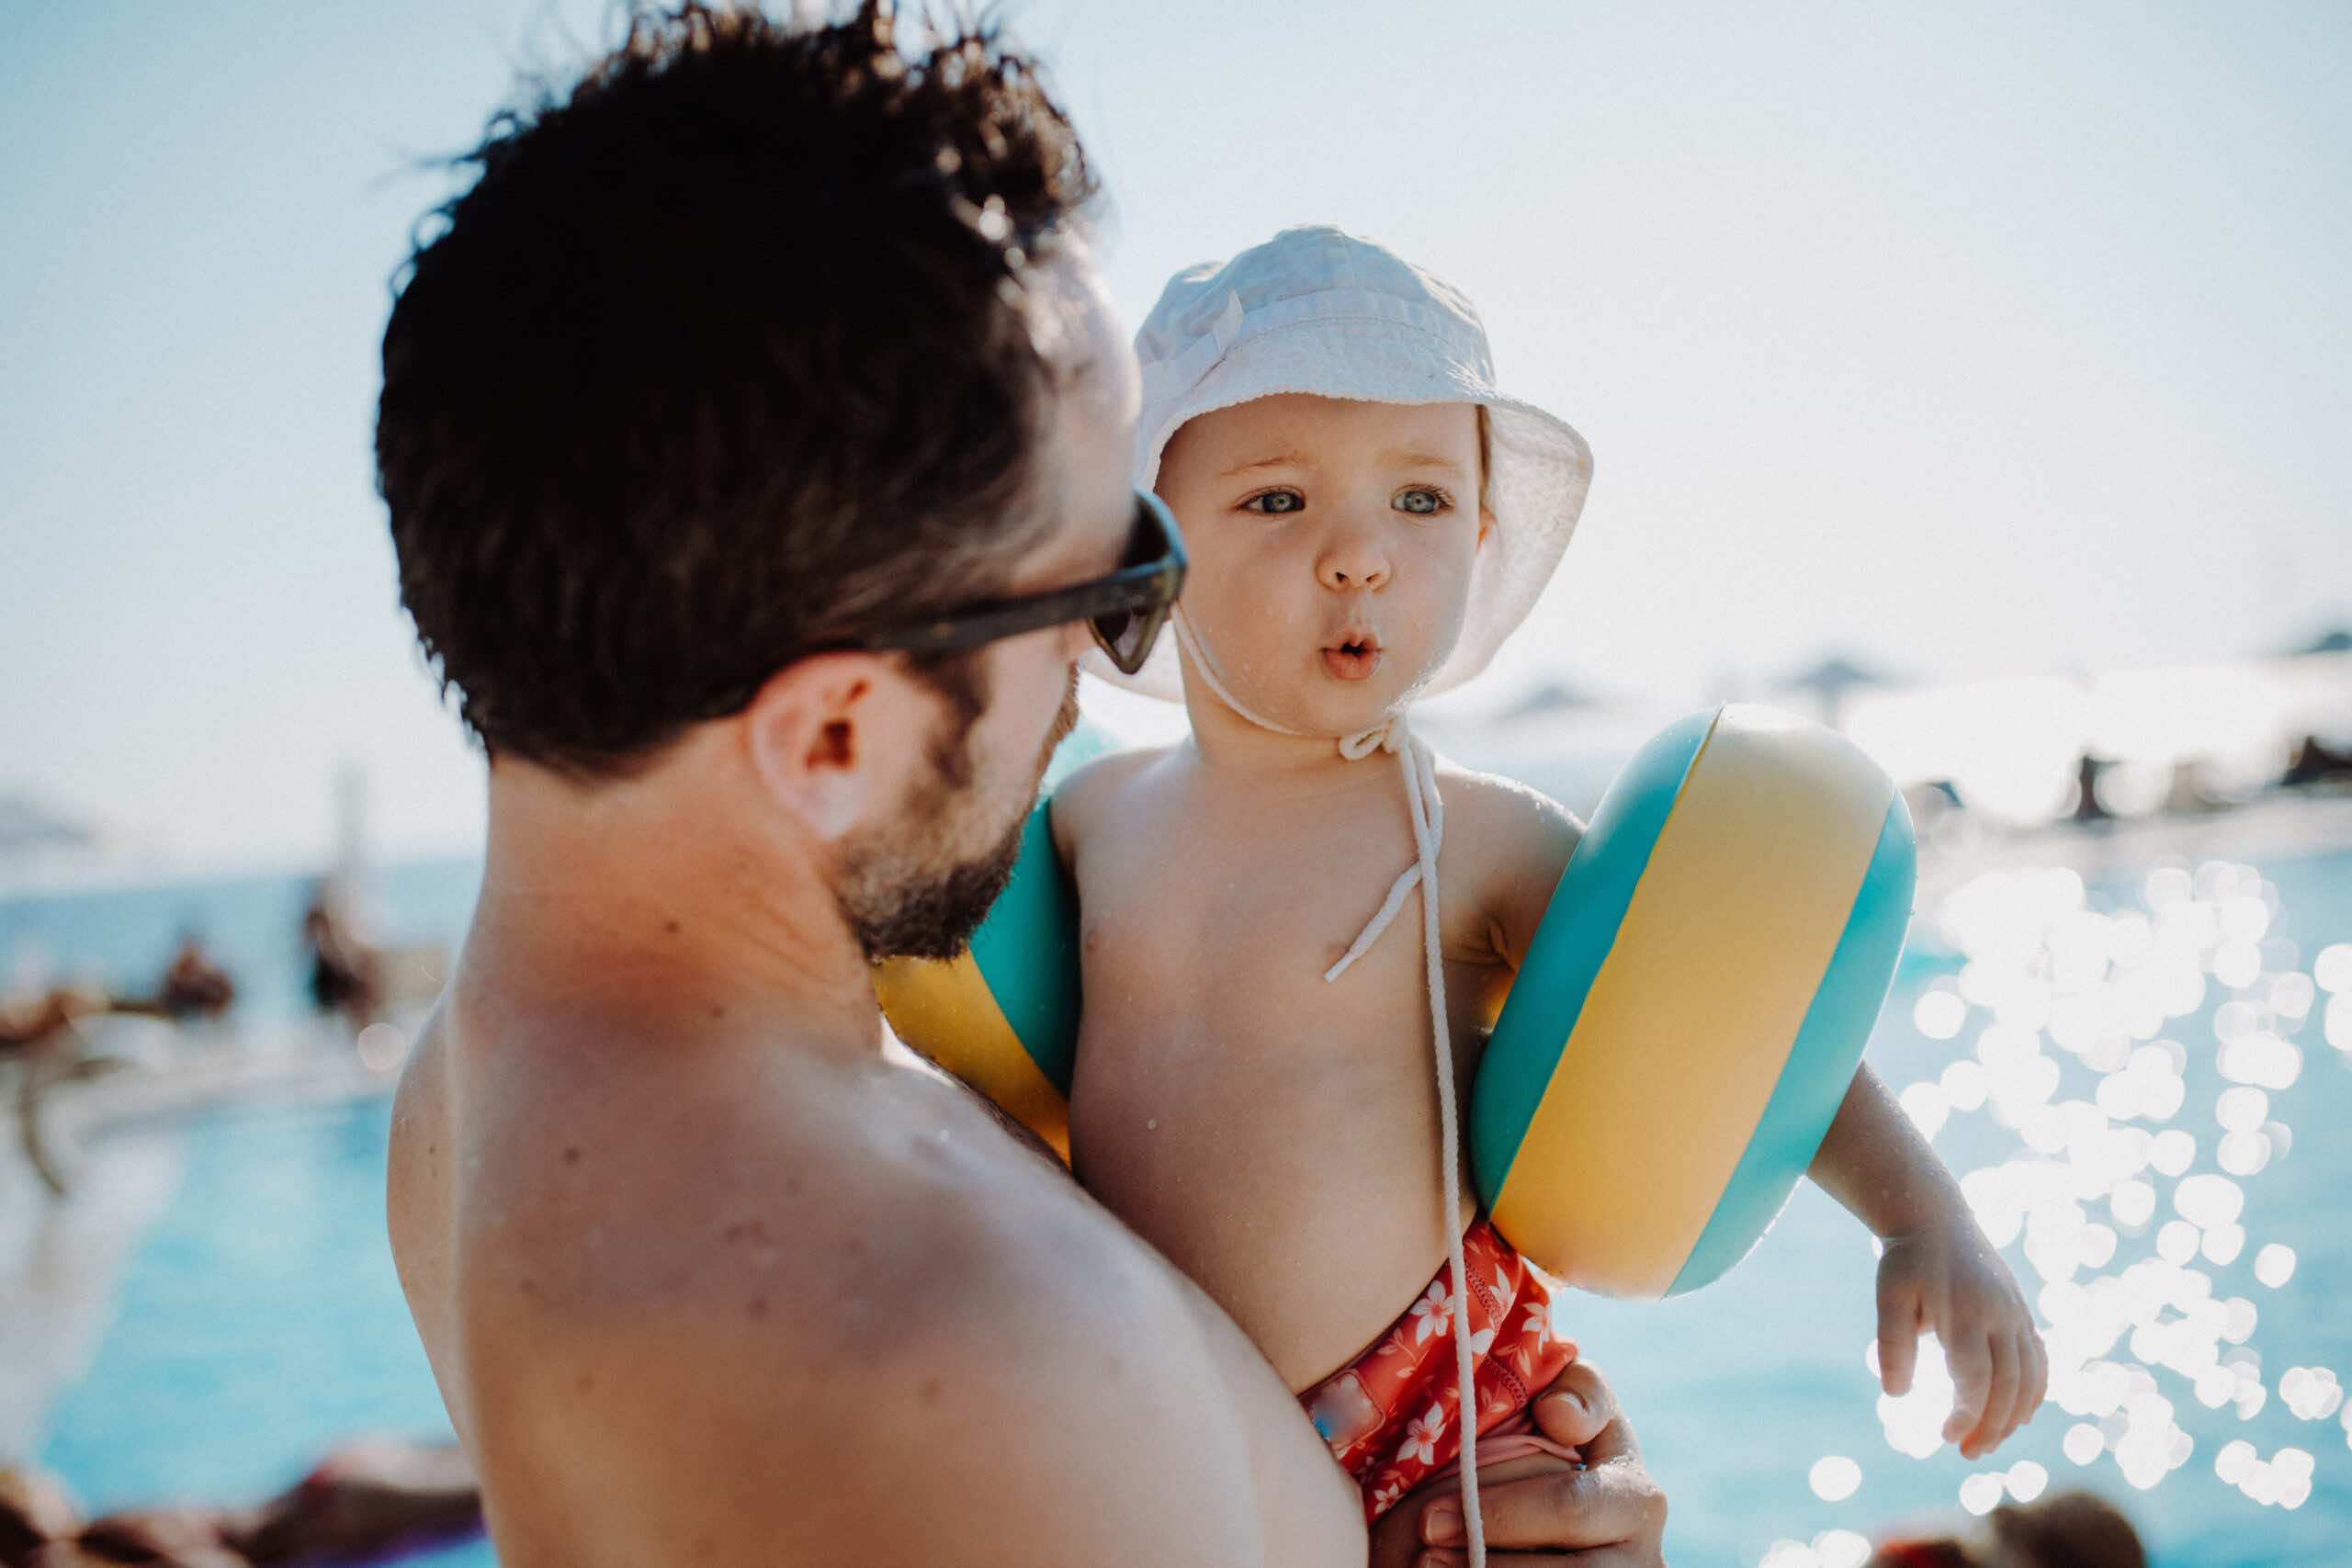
(23, 845, 2352, 1566)
(32, 1095, 491, 1568)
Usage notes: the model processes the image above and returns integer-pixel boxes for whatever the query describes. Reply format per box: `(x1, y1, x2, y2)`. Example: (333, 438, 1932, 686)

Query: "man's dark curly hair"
(378, 1, 1096, 775)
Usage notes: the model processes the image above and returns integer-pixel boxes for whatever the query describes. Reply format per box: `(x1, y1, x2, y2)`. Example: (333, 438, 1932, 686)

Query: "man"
(377, 6, 1668, 1563)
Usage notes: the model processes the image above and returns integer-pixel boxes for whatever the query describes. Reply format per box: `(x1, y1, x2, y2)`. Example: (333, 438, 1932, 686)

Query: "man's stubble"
(835, 665, 1080, 962)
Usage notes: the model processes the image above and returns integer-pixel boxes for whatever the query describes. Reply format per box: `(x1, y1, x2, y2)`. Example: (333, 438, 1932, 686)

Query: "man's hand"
(1877, 1215, 2049, 1459)
(1371, 1360, 1668, 1567)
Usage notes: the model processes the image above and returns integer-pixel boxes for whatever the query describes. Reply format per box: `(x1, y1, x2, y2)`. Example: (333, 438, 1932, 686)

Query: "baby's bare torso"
(1057, 742, 1577, 1392)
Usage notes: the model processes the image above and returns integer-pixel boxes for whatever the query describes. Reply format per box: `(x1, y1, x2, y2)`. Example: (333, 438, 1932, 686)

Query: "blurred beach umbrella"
(2289, 626, 2352, 657)
(1772, 651, 1900, 729)
(0, 794, 97, 854)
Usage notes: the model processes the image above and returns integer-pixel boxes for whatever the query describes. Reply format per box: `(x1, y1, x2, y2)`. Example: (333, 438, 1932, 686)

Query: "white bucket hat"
(1085, 224, 1593, 703)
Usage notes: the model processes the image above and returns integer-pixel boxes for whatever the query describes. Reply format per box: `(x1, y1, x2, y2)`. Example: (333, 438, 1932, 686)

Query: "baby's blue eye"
(1393, 489, 1445, 515)
(1246, 491, 1303, 514)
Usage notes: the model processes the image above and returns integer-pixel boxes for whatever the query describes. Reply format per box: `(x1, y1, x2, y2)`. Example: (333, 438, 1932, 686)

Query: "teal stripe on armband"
(966, 799, 1083, 1096)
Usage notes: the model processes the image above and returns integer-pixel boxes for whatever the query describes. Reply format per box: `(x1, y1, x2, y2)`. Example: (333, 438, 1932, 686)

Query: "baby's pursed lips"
(1319, 634, 1384, 682)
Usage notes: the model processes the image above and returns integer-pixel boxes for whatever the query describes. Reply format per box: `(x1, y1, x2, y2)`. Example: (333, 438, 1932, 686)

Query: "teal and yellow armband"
(1471, 704, 1916, 1297)
(874, 797, 1080, 1160)
(871, 719, 1116, 1160)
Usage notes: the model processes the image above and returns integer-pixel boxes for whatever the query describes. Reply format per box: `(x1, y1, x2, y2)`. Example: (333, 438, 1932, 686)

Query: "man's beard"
(836, 672, 1080, 962)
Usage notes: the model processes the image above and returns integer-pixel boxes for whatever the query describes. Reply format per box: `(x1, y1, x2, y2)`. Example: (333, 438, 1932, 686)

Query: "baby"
(1051, 228, 2045, 1543)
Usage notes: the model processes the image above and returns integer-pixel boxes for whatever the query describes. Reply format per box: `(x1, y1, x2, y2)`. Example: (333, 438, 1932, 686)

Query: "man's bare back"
(388, 972, 1361, 1565)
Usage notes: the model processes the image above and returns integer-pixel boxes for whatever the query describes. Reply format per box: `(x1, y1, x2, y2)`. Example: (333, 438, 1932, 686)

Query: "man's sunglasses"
(842, 490, 1186, 676)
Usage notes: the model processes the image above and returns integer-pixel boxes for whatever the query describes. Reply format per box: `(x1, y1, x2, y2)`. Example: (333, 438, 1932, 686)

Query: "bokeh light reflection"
(1839, 853, 2346, 1531)
(2279, 1366, 2344, 1422)
(1914, 988, 1968, 1041)
(2255, 1244, 2298, 1288)
(1809, 1454, 1862, 1501)
(1814, 1529, 1871, 1568)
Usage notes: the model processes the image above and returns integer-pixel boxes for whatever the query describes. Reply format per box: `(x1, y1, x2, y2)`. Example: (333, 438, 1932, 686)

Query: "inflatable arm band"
(1472, 704, 1915, 1297)
(873, 799, 1080, 1161)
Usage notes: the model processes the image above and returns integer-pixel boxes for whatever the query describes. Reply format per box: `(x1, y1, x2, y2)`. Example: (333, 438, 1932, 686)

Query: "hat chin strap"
(1170, 605, 1489, 1568)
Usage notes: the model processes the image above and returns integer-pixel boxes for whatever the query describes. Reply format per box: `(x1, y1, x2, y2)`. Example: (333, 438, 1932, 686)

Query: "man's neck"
(459, 753, 883, 1060)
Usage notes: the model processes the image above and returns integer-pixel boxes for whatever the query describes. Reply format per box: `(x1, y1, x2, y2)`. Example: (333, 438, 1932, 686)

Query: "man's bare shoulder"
(384, 1018, 464, 1437)
(460, 1035, 1098, 1328)
(458, 1041, 1278, 1564)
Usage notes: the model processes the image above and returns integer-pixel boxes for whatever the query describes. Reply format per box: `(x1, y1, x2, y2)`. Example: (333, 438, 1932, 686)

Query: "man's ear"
(739, 654, 927, 844)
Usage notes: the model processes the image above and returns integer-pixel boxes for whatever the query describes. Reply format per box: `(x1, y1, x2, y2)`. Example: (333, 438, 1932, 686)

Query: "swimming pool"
(28, 1095, 490, 1567)
(19, 843, 2352, 1566)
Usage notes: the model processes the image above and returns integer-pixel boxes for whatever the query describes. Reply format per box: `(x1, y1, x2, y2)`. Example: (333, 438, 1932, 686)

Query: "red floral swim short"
(1299, 1216, 1579, 1520)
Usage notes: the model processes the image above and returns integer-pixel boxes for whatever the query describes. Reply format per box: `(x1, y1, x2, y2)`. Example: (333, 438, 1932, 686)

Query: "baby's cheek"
(1413, 592, 1475, 676)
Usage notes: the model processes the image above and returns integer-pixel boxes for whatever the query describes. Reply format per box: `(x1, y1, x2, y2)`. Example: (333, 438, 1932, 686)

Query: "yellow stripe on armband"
(874, 952, 1072, 1162)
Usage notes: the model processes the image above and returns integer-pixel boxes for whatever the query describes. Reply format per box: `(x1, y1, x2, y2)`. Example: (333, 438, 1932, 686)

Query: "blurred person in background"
(300, 879, 380, 1031)
(0, 986, 106, 1056)
(153, 932, 236, 1021)
(0, 1437, 480, 1567)
(1868, 1489, 2145, 1568)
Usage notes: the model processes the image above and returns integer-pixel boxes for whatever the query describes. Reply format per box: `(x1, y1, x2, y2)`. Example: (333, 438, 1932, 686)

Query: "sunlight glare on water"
(2278, 1366, 2344, 1422)
(1814, 1530, 1871, 1568)
(1808, 1454, 1862, 1501)
(1756, 1529, 1874, 1568)
(1958, 1471, 2006, 1514)
(1848, 856, 2347, 1523)
(1914, 988, 1969, 1040)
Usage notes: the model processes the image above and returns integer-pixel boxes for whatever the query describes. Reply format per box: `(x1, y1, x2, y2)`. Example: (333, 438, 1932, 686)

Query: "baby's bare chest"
(1069, 795, 1496, 1095)
(1062, 782, 1505, 1382)
(1088, 806, 1400, 1000)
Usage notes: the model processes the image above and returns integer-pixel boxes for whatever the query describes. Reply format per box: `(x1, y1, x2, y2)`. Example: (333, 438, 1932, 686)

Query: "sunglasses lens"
(1085, 492, 1182, 674)
(1090, 606, 1134, 656)
(1089, 604, 1152, 674)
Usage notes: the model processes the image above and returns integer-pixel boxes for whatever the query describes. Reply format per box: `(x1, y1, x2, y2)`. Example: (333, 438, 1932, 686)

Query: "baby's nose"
(1318, 525, 1390, 590)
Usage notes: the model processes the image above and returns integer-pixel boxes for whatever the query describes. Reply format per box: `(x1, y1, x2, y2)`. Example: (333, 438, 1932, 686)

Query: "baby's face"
(1155, 393, 1489, 735)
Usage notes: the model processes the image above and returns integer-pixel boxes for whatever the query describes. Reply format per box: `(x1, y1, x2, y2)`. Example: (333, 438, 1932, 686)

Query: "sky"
(3, 0, 2346, 871)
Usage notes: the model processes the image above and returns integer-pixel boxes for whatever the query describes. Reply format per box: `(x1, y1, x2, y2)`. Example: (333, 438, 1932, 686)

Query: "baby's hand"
(1875, 1216, 2048, 1459)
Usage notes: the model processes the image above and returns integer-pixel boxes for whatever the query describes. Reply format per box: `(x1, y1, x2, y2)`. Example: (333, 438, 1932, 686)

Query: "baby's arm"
(1809, 1068, 2048, 1457)
(1046, 746, 1163, 874)
(1451, 771, 1584, 994)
